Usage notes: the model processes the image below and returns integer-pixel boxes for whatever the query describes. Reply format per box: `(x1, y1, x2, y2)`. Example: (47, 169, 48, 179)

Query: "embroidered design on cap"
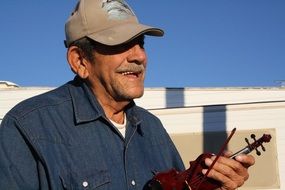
(102, 0, 135, 20)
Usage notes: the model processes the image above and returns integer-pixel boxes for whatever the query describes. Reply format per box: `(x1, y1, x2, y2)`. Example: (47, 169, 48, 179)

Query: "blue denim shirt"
(0, 77, 184, 190)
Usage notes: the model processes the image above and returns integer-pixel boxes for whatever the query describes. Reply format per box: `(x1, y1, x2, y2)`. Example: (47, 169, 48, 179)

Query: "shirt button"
(82, 181, 88, 187)
(131, 180, 136, 186)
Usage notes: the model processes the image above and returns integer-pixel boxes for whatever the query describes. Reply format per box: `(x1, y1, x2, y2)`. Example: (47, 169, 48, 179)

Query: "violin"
(148, 128, 271, 190)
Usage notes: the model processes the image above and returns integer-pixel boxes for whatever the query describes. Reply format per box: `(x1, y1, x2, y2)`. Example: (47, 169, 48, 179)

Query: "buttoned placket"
(124, 121, 140, 189)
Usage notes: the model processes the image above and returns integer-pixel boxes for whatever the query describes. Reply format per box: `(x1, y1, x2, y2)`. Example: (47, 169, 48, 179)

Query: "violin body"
(148, 153, 221, 190)
(148, 131, 271, 190)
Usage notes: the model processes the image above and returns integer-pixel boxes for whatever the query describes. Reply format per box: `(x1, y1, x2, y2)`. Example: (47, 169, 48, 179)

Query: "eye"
(135, 36, 145, 49)
(124, 36, 145, 49)
(138, 39, 145, 48)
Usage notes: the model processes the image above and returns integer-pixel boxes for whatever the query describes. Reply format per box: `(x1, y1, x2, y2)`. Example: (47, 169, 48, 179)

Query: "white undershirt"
(109, 114, 127, 138)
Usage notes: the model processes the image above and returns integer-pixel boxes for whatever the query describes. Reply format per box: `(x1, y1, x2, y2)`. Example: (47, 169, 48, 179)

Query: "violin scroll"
(230, 133, 271, 159)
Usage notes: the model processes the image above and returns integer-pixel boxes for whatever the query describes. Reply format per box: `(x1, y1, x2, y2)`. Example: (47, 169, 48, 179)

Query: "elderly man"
(0, 0, 254, 189)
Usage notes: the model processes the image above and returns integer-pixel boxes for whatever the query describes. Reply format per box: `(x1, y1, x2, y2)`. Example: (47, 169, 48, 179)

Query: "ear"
(67, 46, 90, 79)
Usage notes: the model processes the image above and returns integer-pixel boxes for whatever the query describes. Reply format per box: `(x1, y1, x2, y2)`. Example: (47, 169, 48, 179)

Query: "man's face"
(88, 36, 147, 102)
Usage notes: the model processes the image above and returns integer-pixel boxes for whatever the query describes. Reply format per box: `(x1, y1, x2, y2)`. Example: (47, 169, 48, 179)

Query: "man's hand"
(202, 152, 255, 190)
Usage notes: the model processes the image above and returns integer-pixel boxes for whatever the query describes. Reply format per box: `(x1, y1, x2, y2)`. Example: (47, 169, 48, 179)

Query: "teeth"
(122, 72, 134, 75)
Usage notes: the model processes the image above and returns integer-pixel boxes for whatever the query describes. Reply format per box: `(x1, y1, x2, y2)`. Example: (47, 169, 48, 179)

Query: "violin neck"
(229, 146, 251, 159)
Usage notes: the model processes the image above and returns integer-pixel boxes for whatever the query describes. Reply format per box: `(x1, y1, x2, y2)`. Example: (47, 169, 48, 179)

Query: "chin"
(120, 87, 144, 100)
(129, 90, 144, 99)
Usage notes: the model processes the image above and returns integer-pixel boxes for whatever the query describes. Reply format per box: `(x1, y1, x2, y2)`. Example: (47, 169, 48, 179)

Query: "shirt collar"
(68, 77, 142, 128)
(68, 77, 104, 124)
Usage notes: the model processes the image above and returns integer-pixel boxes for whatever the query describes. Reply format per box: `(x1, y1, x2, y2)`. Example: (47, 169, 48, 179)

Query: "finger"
(205, 157, 245, 177)
(203, 158, 247, 189)
(205, 157, 249, 181)
(208, 155, 243, 171)
(210, 155, 248, 173)
(222, 150, 233, 157)
(235, 154, 255, 168)
(202, 167, 243, 190)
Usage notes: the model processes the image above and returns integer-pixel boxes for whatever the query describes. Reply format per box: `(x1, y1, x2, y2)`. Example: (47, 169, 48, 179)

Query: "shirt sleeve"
(0, 115, 39, 189)
(165, 129, 186, 171)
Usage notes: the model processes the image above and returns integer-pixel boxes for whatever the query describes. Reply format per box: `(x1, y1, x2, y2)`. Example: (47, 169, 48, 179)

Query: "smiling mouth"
(120, 71, 141, 77)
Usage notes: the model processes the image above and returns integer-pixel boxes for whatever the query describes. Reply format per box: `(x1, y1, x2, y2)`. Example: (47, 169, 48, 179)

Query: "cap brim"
(87, 23, 164, 46)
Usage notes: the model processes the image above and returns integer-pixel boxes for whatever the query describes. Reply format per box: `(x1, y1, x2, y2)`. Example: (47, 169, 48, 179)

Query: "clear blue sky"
(1, 1, 284, 87)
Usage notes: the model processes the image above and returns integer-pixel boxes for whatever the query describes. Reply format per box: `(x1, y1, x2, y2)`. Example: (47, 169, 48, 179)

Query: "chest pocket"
(60, 168, 111, 190)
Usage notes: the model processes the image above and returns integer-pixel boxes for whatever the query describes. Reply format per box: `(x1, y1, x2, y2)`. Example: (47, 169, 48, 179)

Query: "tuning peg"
(250, 134, 256, 140)
(251, 134, 263, 156)
(255, 148, 261, 156)
(261, 144, 266, 151)
(245, 137, 250, 146)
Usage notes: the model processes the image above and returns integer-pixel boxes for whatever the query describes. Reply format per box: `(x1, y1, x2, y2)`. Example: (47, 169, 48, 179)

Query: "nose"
(127, 44, 147, 64)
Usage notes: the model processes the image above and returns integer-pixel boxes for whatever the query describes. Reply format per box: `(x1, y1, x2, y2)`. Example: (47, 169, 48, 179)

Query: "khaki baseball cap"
(64, 0, 164, 47)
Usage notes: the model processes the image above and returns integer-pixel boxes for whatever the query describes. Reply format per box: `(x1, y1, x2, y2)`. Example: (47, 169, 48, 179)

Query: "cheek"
(92, 56, 114, 77)
(144, 55, 148, 67)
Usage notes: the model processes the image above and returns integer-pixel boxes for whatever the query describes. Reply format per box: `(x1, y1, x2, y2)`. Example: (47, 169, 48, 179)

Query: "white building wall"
(150, 102, 284, 189)
(1, 86, 284, 189)
(0, 87, 51, 121)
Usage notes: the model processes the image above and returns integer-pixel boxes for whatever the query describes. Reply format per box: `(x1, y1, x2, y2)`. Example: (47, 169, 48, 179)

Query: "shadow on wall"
(165, 88, 228, 153)
(203, 105, 228, 153)
(165, 88, 185, 108)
